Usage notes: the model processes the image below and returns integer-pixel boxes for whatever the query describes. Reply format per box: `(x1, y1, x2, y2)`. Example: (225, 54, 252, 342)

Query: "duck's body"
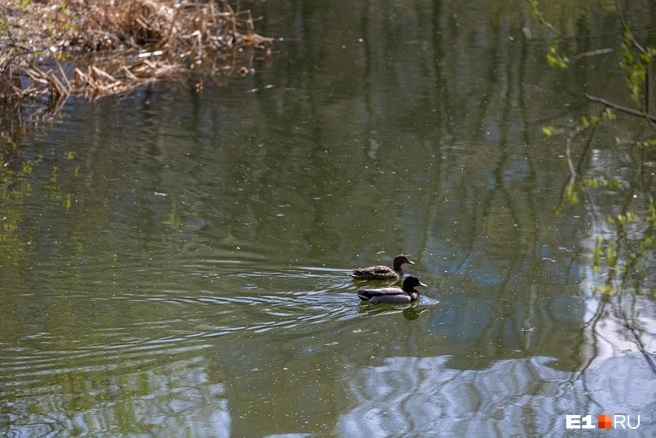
(358, 275, 427, 304)
(350, 254, 414, 280)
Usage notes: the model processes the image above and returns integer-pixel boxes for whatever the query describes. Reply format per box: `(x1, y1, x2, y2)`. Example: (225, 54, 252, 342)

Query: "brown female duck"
(350, 254, 414, 280)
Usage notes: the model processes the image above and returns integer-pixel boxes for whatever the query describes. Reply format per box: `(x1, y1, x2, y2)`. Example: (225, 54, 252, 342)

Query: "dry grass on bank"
(0, 0, 273, 103)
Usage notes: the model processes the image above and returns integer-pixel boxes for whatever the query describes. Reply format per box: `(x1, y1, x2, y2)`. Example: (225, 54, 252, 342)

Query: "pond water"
(2, 0, 656, 436)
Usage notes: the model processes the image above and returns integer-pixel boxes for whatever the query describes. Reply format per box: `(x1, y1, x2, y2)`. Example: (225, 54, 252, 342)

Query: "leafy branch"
(529, 0, 656, 311)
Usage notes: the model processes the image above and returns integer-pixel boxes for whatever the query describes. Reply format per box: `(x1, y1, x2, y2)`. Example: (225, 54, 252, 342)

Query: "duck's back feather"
(350, 265, 399, 280)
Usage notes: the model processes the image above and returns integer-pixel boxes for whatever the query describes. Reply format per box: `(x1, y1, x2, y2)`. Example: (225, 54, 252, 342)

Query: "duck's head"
(402, 275, 427, 292)
(393, 254, 414, 270)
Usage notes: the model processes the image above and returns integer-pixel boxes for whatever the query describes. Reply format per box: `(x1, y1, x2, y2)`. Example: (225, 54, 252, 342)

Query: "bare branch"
(585, 94, 656, 122)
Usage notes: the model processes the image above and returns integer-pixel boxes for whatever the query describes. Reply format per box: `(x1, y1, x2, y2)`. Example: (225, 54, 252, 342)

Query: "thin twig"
(529, 101, 588, 125)
(570, 48, 613, 61)
(585, 94, 656, 122)
(566, 127, 584, 184)
(575, 108, 606, 174)
(616, 0, 653, 129)
(54, 58, 70, 93)
(616, 0, 647, 54)
(621, 311, 656, 375)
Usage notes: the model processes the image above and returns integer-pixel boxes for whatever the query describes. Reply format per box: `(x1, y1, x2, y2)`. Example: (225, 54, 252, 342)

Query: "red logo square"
(598, 414, 612, 429)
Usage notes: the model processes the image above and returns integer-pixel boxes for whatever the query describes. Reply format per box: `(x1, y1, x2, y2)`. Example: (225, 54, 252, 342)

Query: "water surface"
(2, 0, 656, 436)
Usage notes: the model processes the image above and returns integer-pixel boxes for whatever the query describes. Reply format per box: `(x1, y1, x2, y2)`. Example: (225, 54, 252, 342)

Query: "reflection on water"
(3, 356, 231, 437)
(2, 0, 656, 436)
(337, 355, 656, 436)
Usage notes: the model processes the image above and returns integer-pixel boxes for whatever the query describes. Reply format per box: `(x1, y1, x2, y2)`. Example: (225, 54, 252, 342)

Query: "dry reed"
(0, 0, 273, 103)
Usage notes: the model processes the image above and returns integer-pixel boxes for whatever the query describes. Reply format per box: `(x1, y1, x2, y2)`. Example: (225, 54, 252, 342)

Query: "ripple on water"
(0, 261, 402, 399)
(1, 354, 231, 437)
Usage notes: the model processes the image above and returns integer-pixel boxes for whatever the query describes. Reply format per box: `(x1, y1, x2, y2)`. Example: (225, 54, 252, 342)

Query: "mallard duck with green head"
(350, 254, 414, 280)
(357, 275, 427, 304)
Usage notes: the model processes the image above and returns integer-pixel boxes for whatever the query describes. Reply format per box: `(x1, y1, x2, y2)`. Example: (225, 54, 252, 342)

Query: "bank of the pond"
(0, 0, 272, 103)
